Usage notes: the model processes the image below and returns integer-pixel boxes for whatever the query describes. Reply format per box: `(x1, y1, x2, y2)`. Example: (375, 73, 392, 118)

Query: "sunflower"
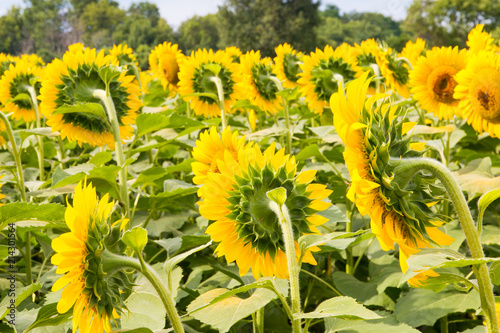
(197, 137, 332, 279)
(467, 24, 494, 54)
(239, 51, 282, 115)
(191, 126, 250, 186)
(51, 180, 127, 332)
(351, 39, 386, 94)
(0, 174, 5, 205)
(20, 54, 45, 67)
(410, 46, 468, 120)
(219, 46, 242, 63)
(39, 44, 141, 148)
(331, 73, 454, 286)
(400, 38, 426, 67)
(149, 42, 183, 91)
(0, 53, 17, 77)
(454, 51, 500, 137)
(178, 48, 243, 118)
(273, 43, 303, 89)
(378, 46, 411, 98)
(0, 120, 5, 146)
(108, 44, 139, 79)
(298, 45, 362, 114)
(0, 60, 43, 122)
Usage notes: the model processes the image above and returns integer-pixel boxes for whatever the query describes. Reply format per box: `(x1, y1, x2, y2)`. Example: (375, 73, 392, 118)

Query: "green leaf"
(400, 248, 500, 285)
(121, 292, 166, 331)
(296, 144, 323, 161)
(167, 114, 204, 128)
(99, 65, 123, 84)
(123, 226, 148, 255)
(0, 203, 66, 230)
(18, 127, 59, 142)
(24, 303, 72, 332)
(326, 312, 420, 333)
(394, 287, 481, 327)
(117, 329, 154, 333)
(453, 158, 500, 196)
(7, 93, 31, 104)
(52, 102, 108, 124)
(135, 113, 170, 137)
(490, 261, 500, 286)
(231, 99, 261, 112)
(164, 241, 212, 275)
(165, 158, 195, 174)
(132, 167, 167, 188)
(0, 283, 42, 320)
(266, 187, 287, 206)
(89, 151, 112, 167)
(477, 187, 500, 229)
(296, 296, 382, 320)
(299, 230, 368, 250)
(187, 278, 288, 332)
(417, 273, 476, 292)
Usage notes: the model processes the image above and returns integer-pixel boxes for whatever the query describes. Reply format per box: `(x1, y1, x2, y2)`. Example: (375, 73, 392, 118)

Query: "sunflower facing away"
(298, 44, 362, 114)
(273, 43, 303, 89)
(454, 50, 500, 137)
(149, 42, 183, 92)
(378, 46, 411, 98)
(410, 46, 468, 120)
(39, 44, 141, 148)
(331, 73, 454, 286)
(51, 180, 127, 332)
(196, 129, 332, 279)
(0, 60, 43, 122)
(178, 48, 243, 118)
(351, 39, 385, 94)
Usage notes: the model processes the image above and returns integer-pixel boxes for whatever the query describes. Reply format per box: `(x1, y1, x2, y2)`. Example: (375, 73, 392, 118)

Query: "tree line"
(1, 0, 499, 69)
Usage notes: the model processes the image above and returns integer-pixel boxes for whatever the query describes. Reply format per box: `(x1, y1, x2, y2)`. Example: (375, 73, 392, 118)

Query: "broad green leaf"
(0, 283, 42, 320)
(299, 230, 367, 250)
(490, 261, 500, 285)
(326, 312, 420, 333)
(266, 187, 287, 206)
(175, 235, 212, 255)
(400, 248, 500, 285)
(165, 158, 195, 173)
(132, 167, 167, 188)
(7, 92, 31, 104)
(52, 102, 108, 123)
(482, 225, 500, 245)
(120, 292, 166, 331)
(135, 113, 170, 137)
(0, 203, 65, 229)
(18, 128, 59, 141)
(296, 296, 382, 320)
(89, 151, 112, 167)
(417, 273, 476, 292)
(394, 287, 480, 327)
(369, 254, 403, 293)
(0, 245, 8, 261)
(453, 158, 500, 196)
(231, 99, 261, 112)
(122, 226, 148, 255)
(187, 278, 288, 332)
(317, 204, 349, 223)
(296, 144, 323, 161)
(98, 65, 123, 84)
(51, 164, 93, 188)
(206, 63, 221, 76)
(117, 329, 155, 333)
(167, 114, 205, 128)
(24, 303, 72, 332)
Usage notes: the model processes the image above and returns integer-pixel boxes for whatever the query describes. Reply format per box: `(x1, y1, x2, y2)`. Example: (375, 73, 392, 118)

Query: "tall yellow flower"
(39, 44, 141, 148)
(379, 46, 411, 98)
(454, 51, 500, 137)
(410, 46, 468, 120)
(239, 50, 282, 115)
(0, 53, 18, 77)
(331, 73, 454, 286)
(197, 137, 332, 279)
(178, 48, 243, 118)
(191, 126, 250, 186)
(273, 43, 303, 89)
(0, 60, 43, 122)
(149, 42, 183, 91)
(298, 45, 362, 114)
(467, 24, 494, 54)
(400, 38, 426, 66)
(108, 44, 138, 67)
(351, 39, 386, 94)
(51, 180, 126, 333)
(219, 46, 242, 63)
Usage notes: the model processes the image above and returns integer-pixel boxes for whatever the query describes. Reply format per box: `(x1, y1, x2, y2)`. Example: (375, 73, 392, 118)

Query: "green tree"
(0, 6, 23, 55)
(79, 0, 126, 49)
(177, 14, 219, 54)
(217, 0, 320, 57)
(403, 0, 500, 47)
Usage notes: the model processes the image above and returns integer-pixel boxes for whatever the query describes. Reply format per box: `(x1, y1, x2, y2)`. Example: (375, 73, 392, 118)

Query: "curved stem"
(209, 76, 227, 129)
(396, 57, 414, 71)
(26, 86, 44, 181)
(394, 157, 498, 333)
(102, 251, 185, 333)
(269, 200, 302, 333)
(300, 269, 342, 296)
(93, 89, 130, 218)
(0, 112, 26, 202)
(269, 76, 292, 154)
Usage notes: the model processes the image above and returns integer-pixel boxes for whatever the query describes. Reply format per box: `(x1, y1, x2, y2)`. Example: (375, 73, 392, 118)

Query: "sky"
(0, 0, 413, 28)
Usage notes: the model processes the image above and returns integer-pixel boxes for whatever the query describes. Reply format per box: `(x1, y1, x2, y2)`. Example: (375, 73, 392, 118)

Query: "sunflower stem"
(253, 307, 265, 333)
(345, 200, 354, 275)
(395, 57, 414, 71)
(393, 157, 498, 333)
(102, 251, 185, 333)
(0, 112, 26, 202)
(26, 86, 44, 182)
(209, 76, 227, 129)
(93, 89, 130, 219)
(268, 191, 302, 333)
(269, 76, 292, 154)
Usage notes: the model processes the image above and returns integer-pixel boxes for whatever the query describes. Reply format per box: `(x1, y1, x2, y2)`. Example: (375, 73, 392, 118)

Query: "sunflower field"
(1, 23, 500, 333)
